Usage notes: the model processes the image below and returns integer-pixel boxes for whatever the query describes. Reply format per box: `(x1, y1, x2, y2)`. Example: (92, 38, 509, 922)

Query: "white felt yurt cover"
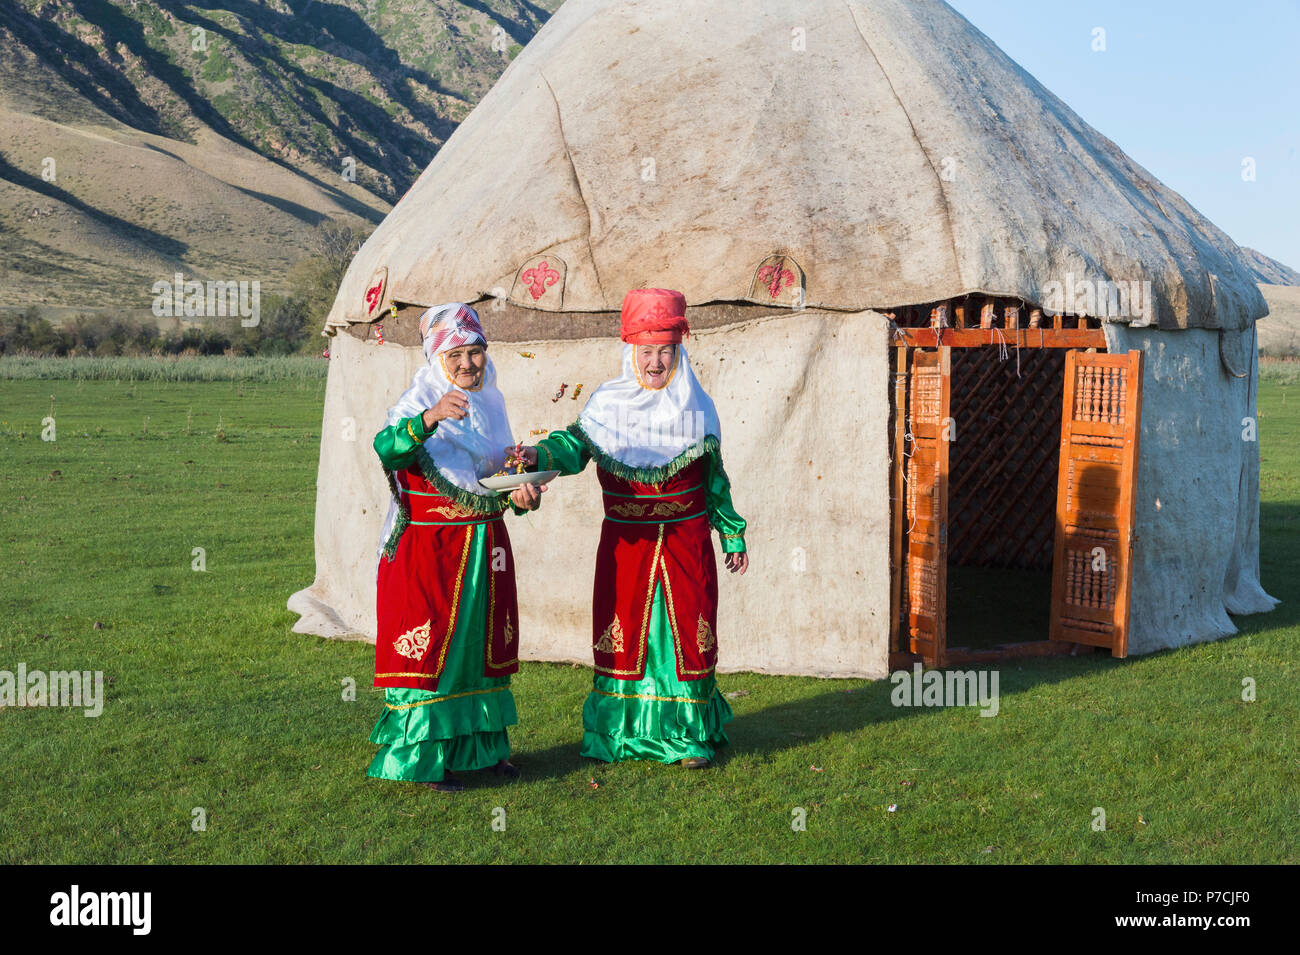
(290, 0, 1276, 675)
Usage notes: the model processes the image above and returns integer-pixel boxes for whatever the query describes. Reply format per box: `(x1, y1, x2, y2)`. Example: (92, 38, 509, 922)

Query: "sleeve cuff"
(408, 415, 435, 442)
(529, 443, 554, 473)
(719, 532, 746, 554)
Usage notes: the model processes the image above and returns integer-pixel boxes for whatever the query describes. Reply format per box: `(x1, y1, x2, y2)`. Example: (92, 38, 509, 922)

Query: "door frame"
(887, 324, 1133, 668)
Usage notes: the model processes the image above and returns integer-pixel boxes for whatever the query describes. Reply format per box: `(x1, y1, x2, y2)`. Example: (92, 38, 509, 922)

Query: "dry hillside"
(0, 0, 561, 314)
(1257, 284, 1300, 358)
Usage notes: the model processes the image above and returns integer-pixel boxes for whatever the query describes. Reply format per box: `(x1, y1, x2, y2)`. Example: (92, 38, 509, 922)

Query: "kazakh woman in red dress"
(512, 289, 749, 768)
(368, 303, 544, 792)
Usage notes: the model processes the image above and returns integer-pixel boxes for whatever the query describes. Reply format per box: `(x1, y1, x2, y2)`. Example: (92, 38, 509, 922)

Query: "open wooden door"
(1049, 349, 1144, 657)
(904, 347, 951, 665)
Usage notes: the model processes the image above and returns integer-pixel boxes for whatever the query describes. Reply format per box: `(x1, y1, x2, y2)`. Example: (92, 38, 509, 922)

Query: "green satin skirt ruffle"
(367, 685, 516, 781)
(581, 582, 734, 764)
(367, 523, 516, 783)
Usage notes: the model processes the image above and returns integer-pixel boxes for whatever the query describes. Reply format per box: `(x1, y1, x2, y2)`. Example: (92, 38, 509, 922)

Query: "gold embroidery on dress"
(595, 616, 626, 654)
(484, 523, 517, 670)
(429, 503, 476, 520)
(394, 620, 433, 661)
(374, 671, 438, 679)
(595, 524, 662, 677)
(696, 615, 716, 653)
(661, 554, 711, 676)
(385, 685, 510, 709)
(608, 499, 693, 518)
(430, 529, 473, 677)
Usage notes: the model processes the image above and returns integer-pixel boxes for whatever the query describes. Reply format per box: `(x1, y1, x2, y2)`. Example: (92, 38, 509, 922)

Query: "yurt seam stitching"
(844, 0, 965, 291)
(538, 68, 606, 307)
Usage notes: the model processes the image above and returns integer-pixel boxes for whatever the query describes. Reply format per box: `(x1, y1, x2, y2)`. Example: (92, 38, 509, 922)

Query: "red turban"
(620, 288, 690, 344)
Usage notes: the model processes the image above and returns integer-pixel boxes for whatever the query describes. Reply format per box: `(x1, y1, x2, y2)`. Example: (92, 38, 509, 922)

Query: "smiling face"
(635, 344, 677, 390)
(441, 344, 486, 390)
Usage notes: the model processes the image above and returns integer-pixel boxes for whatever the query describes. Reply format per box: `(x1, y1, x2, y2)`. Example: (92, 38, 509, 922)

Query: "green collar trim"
(381, 450, 506, 561)
(566, 421, 719, 484)
(380, 469, 410, 562)
(413, 445, 509, 516)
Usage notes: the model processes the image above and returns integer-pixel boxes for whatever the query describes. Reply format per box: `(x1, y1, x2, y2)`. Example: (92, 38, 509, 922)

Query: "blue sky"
(946, 0, 1300, 271)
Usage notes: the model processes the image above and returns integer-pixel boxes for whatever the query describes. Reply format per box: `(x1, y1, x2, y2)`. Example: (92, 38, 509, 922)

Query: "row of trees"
(0, 299, 309, 357)
(0, 224, 366, 358)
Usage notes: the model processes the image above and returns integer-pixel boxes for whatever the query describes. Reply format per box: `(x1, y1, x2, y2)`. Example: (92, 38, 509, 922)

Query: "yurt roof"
(327, 0, 1267, 334)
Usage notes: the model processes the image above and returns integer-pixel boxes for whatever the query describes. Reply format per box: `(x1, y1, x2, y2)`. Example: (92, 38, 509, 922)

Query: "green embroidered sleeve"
(373, 414, 434, 471)
(706, 448, 747, 554)
(532, 427, 591, 476)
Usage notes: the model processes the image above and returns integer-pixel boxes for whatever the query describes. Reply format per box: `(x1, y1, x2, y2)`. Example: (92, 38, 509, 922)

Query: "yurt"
(288, 0, 1277, 677)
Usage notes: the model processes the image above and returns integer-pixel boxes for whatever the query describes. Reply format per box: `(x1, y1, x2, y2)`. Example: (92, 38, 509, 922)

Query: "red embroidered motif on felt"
(756, 265, 795, 299)
(521, 261, 560, 300)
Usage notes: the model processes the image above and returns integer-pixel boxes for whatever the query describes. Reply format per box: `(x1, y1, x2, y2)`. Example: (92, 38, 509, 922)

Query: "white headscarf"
(376, 304, 515, 558)
(576, 343, 720, 469)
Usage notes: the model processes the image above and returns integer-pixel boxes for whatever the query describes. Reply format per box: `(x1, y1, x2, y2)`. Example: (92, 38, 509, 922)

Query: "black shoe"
(425, 773, 465, 793)
(492, 759, 521, 781)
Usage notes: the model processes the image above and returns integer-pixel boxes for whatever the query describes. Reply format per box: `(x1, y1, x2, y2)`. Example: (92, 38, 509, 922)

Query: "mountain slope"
(0, 101, 388, 309)
(1, 0, 561, 201)
(1241, 247, 1300, 286)
(0, 0, 562, 312)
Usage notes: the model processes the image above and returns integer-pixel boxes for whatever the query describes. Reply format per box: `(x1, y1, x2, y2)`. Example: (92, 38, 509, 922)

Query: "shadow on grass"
(1232, 499, 1298, 634)
(505, 652, 1125, 783)
(408, 496, 1300, 787)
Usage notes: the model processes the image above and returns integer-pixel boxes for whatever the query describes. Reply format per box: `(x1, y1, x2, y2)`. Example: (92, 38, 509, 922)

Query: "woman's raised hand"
(505, 445, 538, 469)
(425, 392, 469, 428)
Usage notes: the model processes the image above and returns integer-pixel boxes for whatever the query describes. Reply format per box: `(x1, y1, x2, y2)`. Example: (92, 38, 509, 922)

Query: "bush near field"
(0, 300, 313, 358)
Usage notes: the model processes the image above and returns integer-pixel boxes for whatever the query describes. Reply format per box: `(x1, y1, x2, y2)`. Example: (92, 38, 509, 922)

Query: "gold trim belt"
(602, 482, 707, 524)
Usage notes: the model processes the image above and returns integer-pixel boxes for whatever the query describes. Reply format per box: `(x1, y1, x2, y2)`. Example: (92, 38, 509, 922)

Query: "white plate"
(478, 469, 560, 492)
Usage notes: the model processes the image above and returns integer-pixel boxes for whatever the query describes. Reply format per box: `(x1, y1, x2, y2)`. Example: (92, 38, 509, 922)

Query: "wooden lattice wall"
(945, 347, 1065, 571)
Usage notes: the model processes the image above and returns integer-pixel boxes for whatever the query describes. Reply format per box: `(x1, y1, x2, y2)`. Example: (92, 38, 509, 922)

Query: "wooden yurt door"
(1049, 350, 1144, 657)
(903, 347, 951, 664)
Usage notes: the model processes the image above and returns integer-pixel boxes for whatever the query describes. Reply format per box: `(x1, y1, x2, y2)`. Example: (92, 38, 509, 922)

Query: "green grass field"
(1, 362, 1297, 863)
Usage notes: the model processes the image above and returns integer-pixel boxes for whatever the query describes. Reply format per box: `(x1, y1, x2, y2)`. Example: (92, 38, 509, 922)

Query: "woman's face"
(636, 344, 677, 389)
(442, 345, 486, 390)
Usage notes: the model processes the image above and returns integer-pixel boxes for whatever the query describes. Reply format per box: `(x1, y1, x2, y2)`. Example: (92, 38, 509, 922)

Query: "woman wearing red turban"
(511, 289, 749, 768)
